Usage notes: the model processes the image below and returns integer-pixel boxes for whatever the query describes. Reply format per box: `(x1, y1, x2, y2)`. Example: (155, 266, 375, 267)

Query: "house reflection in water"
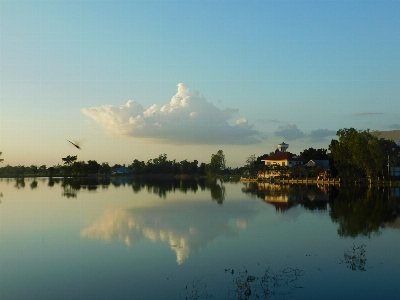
(242, 182, 331, 213)
(264, 194, 300, 212)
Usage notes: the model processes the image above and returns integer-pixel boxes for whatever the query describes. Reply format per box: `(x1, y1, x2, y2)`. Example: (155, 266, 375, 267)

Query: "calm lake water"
(1, 177, 400, 299)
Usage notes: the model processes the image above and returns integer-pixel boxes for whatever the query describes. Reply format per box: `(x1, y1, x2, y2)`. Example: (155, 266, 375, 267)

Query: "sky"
(1, 0, 400, 168)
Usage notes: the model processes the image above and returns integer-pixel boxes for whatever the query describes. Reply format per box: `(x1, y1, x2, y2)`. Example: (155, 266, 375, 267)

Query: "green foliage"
(72, 161, 85, 175)
(30, 165, 38, 176)
(206, 150, 226, 177)
(128, 154, 200, 176)
(47, 167, 55, 177)
(100, 162, 111, 175)
(15, 165, 26, 177)
(299, 148, 328, 161)
(86, 160, 101, 174)
(378, 138, 400, 171)
(245, 154, 257, 177)
(329, 128, 385, 180)
(198, 163, 206, 176)
(62, 155, 77, 166)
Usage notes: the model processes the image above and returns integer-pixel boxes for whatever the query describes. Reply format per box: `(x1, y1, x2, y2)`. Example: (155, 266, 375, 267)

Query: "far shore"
(240, 177, 400, 187)
(0, 174, 242, 181)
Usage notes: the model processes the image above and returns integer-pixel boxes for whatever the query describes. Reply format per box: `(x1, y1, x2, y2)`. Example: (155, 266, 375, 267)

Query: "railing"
(240, 177, 340, 185)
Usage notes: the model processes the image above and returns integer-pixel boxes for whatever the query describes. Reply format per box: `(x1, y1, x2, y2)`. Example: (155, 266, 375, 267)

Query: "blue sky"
(1, 0, 400, 167)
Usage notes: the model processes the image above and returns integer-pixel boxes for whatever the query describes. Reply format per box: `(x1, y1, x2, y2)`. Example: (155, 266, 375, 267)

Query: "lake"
(1, 177, 400, 299)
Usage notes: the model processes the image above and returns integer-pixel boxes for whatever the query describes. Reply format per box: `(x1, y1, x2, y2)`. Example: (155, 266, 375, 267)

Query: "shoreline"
(240, 177, 400, 187)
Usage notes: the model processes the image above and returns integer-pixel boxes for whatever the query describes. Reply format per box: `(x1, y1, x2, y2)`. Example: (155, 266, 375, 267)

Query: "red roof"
(262, 152, 302, 161)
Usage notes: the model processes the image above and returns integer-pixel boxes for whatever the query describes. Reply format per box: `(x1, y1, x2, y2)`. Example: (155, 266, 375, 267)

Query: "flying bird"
(67, 140, 81, 150)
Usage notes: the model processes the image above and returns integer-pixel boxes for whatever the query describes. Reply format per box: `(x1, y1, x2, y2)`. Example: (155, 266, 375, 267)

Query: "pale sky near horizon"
(1, 0, 400, 168)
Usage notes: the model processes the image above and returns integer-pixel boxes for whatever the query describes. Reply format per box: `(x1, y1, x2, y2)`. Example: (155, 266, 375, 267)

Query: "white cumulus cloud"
(82, 83, 261, 145)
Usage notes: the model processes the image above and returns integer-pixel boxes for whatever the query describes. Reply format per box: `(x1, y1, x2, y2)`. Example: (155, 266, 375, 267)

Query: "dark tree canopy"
(206, 150, 226, 177)
(62, 155, 77, 166)
(299, 148, 328, 161)
(329, 128, 384, 180)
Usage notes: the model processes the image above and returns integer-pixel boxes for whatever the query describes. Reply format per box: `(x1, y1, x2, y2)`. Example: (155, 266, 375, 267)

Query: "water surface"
(1, 177, 400, 299)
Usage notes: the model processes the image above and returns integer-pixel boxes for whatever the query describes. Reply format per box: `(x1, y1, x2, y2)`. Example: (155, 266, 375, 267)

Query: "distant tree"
(198, 163, 206, 176)
(62, 155, 77, 166)
(290, 165, 305, 179)
(30, 165, 38, 176)
(378, 138, 400, 171)
(329, 128, 384, 181)
(189, 160, 198, 175)
(272, 164, 290, 179)
(180, 159, 191, 174)
(53, 164, 63, 175)
(255, 154, 269, 165)
(47, 167, 55, 177)
(87, 160, 101, 174)
(153, 153, 170, 173)
(15, 165, 26, 177)
(129, 159, 144, 174)
(100, 162, 111, 175)
(206, 150, 226, 177)
(220, 167, 232, 175)
(245, 154, 257, 177)
(72, 161, 85, 175)
(299, 148, 328, 161)
(39, 165, 47, 175)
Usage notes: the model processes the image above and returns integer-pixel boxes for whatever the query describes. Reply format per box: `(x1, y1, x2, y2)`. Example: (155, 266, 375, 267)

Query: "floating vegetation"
(337, 244, 367, 271)
(183, 275, 213, 300)
(182, 264, 304, 300)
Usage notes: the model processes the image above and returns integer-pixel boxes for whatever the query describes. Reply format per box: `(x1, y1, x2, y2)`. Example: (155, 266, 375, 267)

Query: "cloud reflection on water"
(81, 200, 258, 264)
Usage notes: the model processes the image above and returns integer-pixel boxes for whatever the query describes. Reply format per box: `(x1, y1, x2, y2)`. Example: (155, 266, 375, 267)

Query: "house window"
(267, 162, 271, 165)
(282, 162, 286, 166)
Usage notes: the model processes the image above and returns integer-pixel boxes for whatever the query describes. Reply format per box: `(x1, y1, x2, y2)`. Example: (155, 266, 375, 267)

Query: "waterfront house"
(258, 142, 304, 179)
(261, 151, 304, 167)
(304, 160, 329, 169)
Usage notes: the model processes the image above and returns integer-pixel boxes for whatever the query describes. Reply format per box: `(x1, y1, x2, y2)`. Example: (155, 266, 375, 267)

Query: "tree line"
(329, 128, 400, 181)
(1, 128, 399, 180)
(244, 128, 400, 182)
(0, 150, 242, 178)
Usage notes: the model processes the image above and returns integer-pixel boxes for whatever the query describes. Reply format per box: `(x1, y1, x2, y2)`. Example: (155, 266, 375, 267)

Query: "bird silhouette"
(67, 140, 81, 150)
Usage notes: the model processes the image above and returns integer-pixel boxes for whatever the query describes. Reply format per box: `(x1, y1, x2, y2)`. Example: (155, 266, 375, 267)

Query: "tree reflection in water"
(60, 177, 110, 198)
(241, 182, 400, 238)
(26, 176, 230, 203)
(205, 178, 225, 204)
(330, 187, 400, 238)
(5, 177, 400, 239)
(14, 178, 25, 189)
(182, 264, 304, 300)
(30, 180, 38, 189)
